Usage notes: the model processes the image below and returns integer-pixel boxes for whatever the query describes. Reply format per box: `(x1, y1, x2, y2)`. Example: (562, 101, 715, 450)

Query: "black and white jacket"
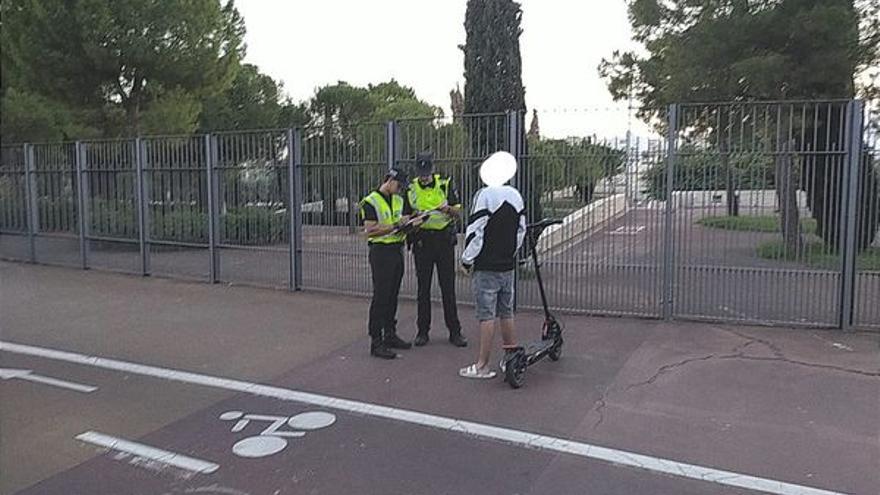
(461, 185, 526, 272)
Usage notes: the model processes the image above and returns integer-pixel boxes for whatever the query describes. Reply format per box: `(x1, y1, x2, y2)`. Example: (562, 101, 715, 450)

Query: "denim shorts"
(472, 270, 514, 321)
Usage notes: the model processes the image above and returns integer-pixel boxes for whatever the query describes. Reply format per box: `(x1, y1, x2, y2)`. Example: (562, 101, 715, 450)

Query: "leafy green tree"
(527, 137, 626, 219)
(0, 88, 99, 143)
(199, 64, 305, 132)
(642, 147, 774, 200)
(599, 0, 875, 115)
(460, 0, 533, 225)
(461, 0, 526, 115)
(300, 80, 441, 225)
(3, 0, 245, 136)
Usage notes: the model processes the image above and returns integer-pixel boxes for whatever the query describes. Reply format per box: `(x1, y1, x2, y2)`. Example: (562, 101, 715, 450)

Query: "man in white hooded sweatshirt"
(459, 151, 526, 379)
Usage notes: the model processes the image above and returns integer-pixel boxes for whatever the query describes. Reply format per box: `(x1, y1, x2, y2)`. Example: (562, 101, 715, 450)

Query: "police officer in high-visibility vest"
(408, 152, 468, 348)
(360, 168, 421, 359)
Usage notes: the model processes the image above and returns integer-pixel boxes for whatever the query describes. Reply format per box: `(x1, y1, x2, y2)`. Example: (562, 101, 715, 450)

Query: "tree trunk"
(856, 150, 880, 250)
(713, 149, 739, 217)
(776, 139, 803, 258)
(724, 152, 738, 216)
(131, 103, 141, 136)
(128, 75, 144, 137)
(802, 105, 844, 249)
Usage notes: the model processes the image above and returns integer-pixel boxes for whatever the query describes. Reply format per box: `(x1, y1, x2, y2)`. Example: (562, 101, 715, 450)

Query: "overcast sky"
(234, 0, 653, 139)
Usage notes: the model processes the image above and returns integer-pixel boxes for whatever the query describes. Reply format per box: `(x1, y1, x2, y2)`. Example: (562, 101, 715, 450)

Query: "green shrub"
(698, 215, 817, 234)
(151, 207, 208, 243)
(221, 207, 288, 245)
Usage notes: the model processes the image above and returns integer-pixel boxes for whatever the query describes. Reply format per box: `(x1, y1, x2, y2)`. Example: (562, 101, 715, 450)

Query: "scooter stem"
(528, 231, 552, 320)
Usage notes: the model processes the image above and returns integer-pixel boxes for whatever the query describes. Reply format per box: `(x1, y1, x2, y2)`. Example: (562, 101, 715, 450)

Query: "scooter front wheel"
(548, 342, 563, 361)
(545, 320, 563, 361)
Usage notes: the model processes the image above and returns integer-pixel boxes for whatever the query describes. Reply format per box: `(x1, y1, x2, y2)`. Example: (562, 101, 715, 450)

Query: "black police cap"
(414, 151, 434, 175)
(385, 168, 409, 184)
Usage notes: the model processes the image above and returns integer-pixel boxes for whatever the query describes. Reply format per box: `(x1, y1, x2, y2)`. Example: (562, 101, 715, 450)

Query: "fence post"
(23, 144, 38, 262)
(662, 104, 679, 320)
(287, 129, 304, 291)
(507, 110, 523, 168)
(205, 134, 220, 283)
(839, 99, 864, 330)
(74, 141, 90, 269)
(134, 137, 150, 276)
(506, 110, 523, 310)
(386, 120, 399, 171)
(287, 129, 295, 291)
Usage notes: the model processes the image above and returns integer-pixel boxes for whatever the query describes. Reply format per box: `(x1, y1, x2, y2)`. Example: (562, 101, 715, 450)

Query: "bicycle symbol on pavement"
(219, 410, 337, 458)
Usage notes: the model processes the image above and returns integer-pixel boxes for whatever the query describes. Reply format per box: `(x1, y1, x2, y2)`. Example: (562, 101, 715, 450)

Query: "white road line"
(22, 373, 98, 393)
(0, 367, 97, 393)
(76, 431, 219, 474)
(1, 340, 847, 495)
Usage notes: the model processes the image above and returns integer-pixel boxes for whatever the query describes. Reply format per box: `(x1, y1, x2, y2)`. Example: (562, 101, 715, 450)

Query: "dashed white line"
(75, 431, 219, 474)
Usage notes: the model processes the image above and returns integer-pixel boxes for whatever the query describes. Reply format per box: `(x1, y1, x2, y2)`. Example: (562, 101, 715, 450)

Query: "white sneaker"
(459, 364, 496, 379)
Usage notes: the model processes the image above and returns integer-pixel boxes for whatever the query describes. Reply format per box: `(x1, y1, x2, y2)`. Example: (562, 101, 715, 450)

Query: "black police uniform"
(408, 160, 467, 347)
(360, 186, 414, 357)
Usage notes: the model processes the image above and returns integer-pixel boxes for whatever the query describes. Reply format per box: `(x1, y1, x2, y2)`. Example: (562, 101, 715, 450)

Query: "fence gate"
(666, 100, 877, 327)
(853, 104, 880, 329)
(515, 109, 667, 318)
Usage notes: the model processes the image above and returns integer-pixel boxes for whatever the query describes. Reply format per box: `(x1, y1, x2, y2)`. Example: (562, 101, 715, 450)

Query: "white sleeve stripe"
(516, 213, 526, 250)
(461, 214, 489, 264)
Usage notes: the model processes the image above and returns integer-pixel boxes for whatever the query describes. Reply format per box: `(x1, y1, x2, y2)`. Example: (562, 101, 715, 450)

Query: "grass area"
(757, 239, 880, 271)
(700, 215, 879, 270)
(698, 215, 817, 235)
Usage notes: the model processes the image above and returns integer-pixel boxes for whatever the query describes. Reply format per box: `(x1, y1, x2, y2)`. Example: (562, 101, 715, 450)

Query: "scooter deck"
(521, 339, 555, 355)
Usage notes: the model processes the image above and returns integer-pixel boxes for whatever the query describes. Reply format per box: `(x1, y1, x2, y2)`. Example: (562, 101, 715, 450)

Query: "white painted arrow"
(0, 368, 97, 393)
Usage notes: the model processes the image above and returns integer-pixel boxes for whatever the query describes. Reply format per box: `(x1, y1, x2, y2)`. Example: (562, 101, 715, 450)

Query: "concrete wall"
(670, 189, 809, 216)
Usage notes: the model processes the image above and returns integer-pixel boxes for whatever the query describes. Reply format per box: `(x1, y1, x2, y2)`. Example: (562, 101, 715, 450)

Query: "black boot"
(385, 333, 412, 350)
(414, 332, 430, 347)
(371, 339, 397, 359)
(448, 332, 468, 347)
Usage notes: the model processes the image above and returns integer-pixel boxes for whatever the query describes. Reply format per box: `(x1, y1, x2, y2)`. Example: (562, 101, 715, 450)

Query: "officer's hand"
(459, 263, 473, 276)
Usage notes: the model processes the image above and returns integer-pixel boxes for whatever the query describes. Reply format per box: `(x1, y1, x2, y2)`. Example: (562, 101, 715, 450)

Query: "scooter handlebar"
(526, 218, 563, 230)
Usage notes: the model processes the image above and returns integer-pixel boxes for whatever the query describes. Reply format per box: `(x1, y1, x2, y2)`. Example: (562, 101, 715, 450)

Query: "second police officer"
(407, 152, 468, 348)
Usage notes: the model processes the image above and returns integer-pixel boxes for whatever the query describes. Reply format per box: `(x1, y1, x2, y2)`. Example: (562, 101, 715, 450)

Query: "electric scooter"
(503, 218, 564, 389)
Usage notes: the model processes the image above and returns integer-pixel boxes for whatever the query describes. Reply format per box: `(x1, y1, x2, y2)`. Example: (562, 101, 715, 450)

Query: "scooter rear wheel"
(505, 352, 526, 388)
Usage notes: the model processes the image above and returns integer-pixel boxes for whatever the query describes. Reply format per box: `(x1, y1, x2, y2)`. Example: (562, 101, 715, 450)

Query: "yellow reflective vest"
(360, 190, 405, 244)
(408, 175, 454, 231)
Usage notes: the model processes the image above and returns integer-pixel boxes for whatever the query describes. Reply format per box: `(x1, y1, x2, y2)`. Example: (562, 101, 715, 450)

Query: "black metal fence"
(1, 101, 877, 330)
